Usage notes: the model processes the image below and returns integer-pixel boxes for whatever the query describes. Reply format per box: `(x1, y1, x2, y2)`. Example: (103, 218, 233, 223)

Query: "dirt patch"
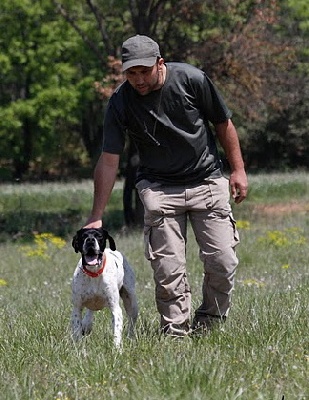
(254, 202, 309, 215)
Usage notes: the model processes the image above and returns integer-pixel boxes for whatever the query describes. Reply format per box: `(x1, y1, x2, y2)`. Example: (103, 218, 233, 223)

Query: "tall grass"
(0, 172, 308, 400)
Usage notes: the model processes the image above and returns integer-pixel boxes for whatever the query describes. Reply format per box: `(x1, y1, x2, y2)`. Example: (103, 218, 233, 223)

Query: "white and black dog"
(71, 227, 138, 347)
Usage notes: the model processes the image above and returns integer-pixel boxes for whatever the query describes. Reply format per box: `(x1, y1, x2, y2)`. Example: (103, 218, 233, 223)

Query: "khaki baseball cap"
(122, 35, 161, 71)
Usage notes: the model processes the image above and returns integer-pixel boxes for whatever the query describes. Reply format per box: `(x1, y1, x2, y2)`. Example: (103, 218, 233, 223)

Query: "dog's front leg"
(111, 304, 123, 348)
(71, 306, 83, 341)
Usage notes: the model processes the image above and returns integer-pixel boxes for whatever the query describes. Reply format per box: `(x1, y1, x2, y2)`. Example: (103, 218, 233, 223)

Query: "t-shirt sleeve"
(195, 72, 232, 124)
(102, 97, 126, 154)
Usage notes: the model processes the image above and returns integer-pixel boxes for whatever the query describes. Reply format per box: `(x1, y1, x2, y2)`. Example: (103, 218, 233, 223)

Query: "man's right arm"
(84, 151, 120, 228)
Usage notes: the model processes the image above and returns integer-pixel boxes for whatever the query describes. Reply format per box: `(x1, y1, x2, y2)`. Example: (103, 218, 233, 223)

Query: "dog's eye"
(93, 231, 103, 239)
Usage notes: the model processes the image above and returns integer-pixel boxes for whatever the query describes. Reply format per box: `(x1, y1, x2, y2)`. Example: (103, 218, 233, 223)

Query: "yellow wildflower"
(236, 220, 251, 229)
(241, 278, 265, 288)
(21, 232, 66, 259)
(258, 227, 306, 248)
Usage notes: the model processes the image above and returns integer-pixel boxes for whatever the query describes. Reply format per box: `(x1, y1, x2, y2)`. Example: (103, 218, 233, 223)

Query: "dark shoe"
(190, 315, 226, 336)
(190, 320, 209, 337)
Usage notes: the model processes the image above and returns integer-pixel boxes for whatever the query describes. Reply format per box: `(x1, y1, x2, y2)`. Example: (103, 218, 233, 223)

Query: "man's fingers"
(231, 184, 247, 204)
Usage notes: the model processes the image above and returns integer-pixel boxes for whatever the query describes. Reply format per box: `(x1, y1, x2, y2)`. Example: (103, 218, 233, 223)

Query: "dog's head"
(72, 227, 116, 266)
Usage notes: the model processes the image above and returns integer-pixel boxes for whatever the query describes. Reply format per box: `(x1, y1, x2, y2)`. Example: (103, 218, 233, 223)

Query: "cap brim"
(122, 57, 157, 72)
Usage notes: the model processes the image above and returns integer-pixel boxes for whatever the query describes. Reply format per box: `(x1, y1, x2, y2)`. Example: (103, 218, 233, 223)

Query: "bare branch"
(85, 0, 113, 55)
(52, 0, 106, 66)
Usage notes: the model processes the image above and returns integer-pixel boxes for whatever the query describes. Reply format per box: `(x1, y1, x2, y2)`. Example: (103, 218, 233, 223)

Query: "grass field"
(0, 172, 308, 400)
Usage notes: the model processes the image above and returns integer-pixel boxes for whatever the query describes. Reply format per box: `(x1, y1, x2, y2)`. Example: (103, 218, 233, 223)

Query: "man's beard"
(139, 72, 162, 95)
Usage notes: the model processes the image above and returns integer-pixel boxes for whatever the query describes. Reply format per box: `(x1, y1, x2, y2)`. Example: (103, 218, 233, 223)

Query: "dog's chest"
(74, 275, 119, 311)
(73, 252, 124, 311)
(81, 291, 108, 311)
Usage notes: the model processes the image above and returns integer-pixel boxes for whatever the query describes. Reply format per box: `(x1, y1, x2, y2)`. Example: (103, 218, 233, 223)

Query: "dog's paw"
(82, 326, 92, 336)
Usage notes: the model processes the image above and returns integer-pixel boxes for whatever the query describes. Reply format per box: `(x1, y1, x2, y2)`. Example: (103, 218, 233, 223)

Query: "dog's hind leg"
(121, 261, 138, 337)
(82, 309, 94, 336)
(120, 287, 138, 338)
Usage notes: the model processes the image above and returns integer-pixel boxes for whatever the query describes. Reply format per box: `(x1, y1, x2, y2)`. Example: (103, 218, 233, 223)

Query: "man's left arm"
(215, 119, 248, 204)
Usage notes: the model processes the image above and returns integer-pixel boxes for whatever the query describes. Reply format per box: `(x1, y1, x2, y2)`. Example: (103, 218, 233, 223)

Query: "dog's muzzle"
(83, 237, 102, 266)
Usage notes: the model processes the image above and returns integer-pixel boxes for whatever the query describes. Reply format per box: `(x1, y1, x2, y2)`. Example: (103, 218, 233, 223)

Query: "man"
(84, 34, 248, 337)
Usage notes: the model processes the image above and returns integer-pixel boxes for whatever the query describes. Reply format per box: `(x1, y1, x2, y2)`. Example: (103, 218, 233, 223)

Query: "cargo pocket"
(144, 216, 164, 261)
(229, 213, 240, 248)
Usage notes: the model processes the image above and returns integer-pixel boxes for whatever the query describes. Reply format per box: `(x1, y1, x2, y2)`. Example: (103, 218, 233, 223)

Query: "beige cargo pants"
(136, 176, 240, 336)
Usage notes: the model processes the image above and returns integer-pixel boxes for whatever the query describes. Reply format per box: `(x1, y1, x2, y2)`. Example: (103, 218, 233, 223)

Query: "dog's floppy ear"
(103, 229, 116, 251)
(72, 229, 82, 253)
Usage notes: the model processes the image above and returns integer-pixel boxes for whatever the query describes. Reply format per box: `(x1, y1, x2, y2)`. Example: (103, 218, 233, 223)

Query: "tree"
(0, 0, 85, 179)
(251, 0, 309, 169)
(0, 0, 307, 182)
(188, 0, 307, 169)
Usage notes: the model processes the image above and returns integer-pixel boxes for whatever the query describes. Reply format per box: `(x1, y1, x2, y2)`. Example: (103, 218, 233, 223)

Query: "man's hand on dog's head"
(83, 218, 103, 229)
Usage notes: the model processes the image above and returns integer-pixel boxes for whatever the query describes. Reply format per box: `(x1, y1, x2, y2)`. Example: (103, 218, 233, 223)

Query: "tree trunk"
(123, 140, 144, 227)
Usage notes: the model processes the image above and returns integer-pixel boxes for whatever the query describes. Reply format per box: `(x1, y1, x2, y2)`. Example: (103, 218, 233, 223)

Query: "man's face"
(125, 61, 162, 95)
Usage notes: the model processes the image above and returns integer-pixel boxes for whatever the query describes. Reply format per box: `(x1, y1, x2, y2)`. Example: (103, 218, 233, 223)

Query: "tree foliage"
(0, 0, 307, 181)
(0, 0, 84, 178)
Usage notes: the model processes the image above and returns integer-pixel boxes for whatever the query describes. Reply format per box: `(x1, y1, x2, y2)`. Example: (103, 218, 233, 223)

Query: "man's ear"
(158, 57, 165, 69)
